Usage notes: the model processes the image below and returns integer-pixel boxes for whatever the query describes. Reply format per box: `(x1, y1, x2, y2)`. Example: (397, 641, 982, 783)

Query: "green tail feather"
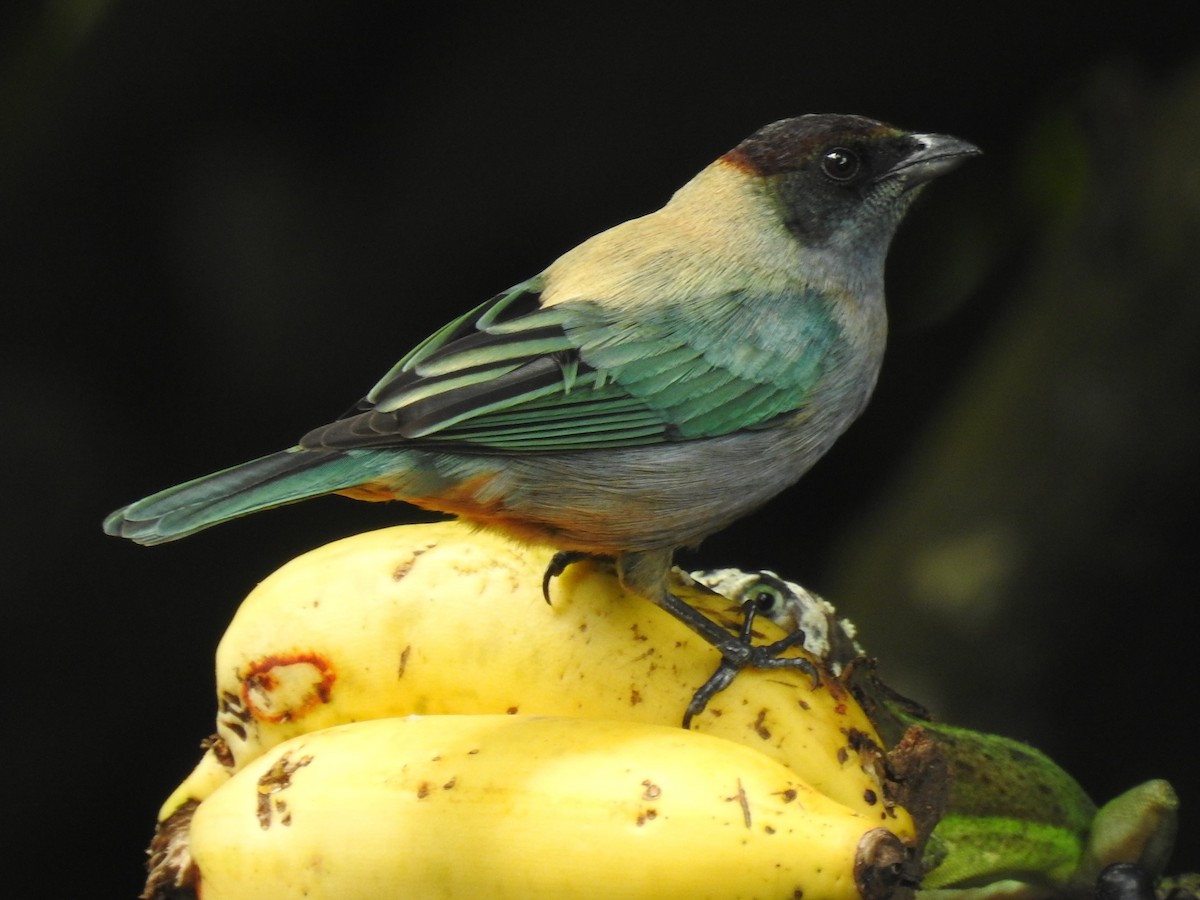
(103, 447, 401, 545)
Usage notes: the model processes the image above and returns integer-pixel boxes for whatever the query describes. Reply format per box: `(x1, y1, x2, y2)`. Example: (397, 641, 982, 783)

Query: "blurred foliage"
(825, 57, 1200, 808)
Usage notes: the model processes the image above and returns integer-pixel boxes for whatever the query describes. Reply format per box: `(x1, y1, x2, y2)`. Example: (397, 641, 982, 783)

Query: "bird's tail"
(103, 447, 398, 545)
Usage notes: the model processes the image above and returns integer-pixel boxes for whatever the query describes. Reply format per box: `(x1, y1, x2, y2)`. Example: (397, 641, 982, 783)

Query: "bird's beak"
(884, 133, 982, 187)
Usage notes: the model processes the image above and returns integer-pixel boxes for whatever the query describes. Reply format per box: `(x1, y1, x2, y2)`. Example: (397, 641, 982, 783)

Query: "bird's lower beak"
(887, 133, 982, 187)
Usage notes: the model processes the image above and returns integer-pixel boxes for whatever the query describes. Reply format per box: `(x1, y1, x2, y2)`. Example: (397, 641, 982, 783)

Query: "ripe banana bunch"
(146, 522, 917, 899)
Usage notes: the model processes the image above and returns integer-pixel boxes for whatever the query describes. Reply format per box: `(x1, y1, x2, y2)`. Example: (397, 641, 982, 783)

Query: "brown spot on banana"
(241, 653, 336, 725)
(729, 779, 752, 828)
(391, 542, 437, 580)
(254, 751, 312, 830)
(753, 709, 772, 740)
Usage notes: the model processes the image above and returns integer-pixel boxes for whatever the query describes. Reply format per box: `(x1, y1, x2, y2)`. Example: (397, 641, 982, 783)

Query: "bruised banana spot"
(635, 781, 663, 826)
(752, 709, 772, 740)
(255, 751, 313, 829)
(391, 541, 437, 581)
(398, 644, 411, 679)
(241, 653, 336, 724)
(201, 733, 235, 768)
(221, 690, 252, 723)
(828, 682, 853, 703)
(219, 690, 252, 742)
(727, 779, 752, 829)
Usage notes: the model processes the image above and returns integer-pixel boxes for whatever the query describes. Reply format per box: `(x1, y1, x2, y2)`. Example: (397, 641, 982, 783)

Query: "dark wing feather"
(301, 278, 671, 452)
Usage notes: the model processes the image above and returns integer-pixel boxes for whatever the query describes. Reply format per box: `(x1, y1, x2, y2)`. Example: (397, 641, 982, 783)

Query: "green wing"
(563, 288, 845, 440)
(301, 277, 844, 453)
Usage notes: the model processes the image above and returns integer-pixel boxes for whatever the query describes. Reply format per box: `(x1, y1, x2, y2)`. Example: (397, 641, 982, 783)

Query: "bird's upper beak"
(883, 133, 982, 187)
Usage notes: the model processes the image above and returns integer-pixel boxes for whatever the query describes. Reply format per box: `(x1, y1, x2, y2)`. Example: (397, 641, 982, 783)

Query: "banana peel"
(146, 522, 917, 898)
(183, 714, 912, 900)
(164, 522, 905, 826)
(694, 568, 1188, 900)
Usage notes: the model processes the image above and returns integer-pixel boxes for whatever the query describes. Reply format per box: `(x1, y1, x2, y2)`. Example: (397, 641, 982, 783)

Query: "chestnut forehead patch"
(723, 114, 904, 176)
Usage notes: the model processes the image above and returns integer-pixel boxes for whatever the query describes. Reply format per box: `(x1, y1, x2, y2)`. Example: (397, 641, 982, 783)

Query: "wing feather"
(301, 277, 843, 453)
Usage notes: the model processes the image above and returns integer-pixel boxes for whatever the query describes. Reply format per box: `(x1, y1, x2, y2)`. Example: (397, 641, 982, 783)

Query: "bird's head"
(722, 113, 980, 266)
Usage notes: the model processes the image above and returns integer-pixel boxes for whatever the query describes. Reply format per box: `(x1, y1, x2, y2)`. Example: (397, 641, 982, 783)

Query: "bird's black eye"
(821, 147, 861, 182)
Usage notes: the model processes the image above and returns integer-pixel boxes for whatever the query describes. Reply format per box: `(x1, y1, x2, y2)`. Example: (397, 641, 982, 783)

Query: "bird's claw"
(541, 551, 609, 605)
(682, 599, 819, 728)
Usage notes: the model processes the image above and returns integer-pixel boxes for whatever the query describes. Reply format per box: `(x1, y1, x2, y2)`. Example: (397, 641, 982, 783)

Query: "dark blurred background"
(4, 2, 1198, 896)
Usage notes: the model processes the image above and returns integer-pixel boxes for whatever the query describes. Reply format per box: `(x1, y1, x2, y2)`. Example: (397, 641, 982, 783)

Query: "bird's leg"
(618, 551, 820, 727)
(542, 550, 612, 605)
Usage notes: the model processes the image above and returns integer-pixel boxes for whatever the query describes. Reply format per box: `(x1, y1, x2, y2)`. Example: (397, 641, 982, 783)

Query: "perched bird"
(105, 114, 977, 680)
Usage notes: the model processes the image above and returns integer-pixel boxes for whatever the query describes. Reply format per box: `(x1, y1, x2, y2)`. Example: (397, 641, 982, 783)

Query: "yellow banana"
(694, 568, 1190, 899)
(170, 521, 908, 834)
(185, 714, 912, 900)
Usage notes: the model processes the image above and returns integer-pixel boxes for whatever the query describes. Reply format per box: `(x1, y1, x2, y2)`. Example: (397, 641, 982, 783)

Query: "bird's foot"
(541, 550, 612, 605)
(670, 594, 819, 729)
(613, 550, 820, 727)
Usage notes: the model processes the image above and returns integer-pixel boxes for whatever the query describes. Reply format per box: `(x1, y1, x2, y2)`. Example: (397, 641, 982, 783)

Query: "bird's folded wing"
(302, 278, 838, 453)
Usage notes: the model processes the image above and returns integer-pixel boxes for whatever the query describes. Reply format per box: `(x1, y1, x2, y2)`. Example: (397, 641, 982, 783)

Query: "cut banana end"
(179, 715, 914, 900)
